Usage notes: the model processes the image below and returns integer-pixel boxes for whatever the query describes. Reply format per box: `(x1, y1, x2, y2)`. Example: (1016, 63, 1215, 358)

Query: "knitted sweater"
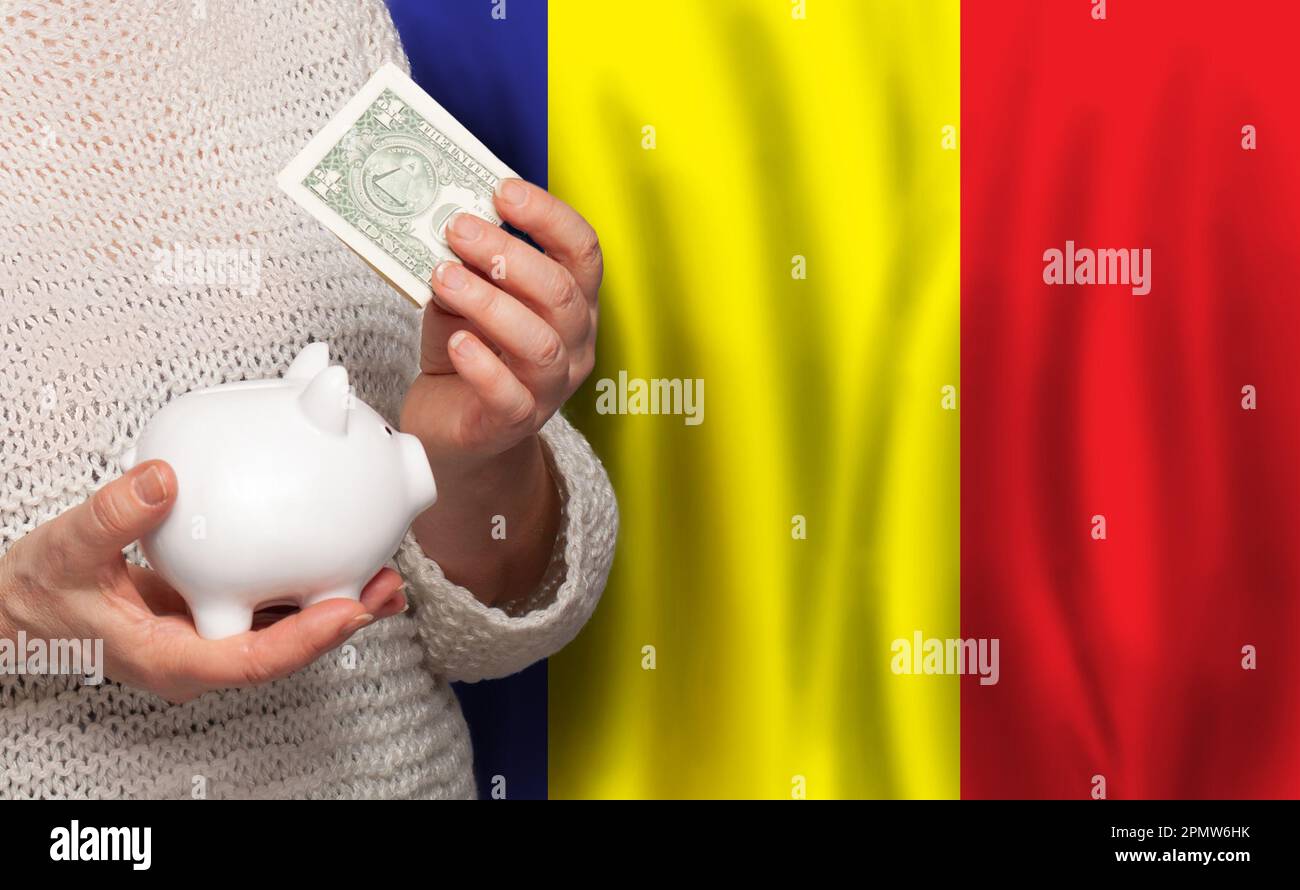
(0, 0, 617, 798)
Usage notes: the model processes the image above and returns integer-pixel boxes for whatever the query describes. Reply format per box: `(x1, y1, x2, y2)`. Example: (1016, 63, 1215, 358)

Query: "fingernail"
(133, 465, 169, 506)
(435, 261, 468, 290)
(497, 178, 527, 206)
(344, 613, 374, 634)
(449, 213, 481, 241)
(448, 330, 471, 355)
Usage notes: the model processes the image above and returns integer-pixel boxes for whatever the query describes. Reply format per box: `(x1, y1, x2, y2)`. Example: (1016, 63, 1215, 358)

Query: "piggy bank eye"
(384, 425, 393, 436)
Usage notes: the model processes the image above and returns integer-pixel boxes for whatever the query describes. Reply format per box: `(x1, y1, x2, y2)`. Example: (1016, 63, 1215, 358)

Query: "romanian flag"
(391, 0, 1300, 798)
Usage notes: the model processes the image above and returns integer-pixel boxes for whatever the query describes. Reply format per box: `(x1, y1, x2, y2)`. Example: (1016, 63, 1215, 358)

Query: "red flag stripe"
(961, 0, 1300, 798)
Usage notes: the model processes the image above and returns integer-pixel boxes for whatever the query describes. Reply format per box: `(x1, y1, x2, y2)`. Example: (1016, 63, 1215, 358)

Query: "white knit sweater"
(0, 0, 617, 798)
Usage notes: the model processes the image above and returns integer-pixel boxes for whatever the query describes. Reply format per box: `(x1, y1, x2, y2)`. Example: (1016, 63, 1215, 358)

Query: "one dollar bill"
(277, 63, 518, 308)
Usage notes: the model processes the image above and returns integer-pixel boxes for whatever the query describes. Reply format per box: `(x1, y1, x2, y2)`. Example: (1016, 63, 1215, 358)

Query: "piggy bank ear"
(299, 365, 350, 435)
(286, 342, 330, 381)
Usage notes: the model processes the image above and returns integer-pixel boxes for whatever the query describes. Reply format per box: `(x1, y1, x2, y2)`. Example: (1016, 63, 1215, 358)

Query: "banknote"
(277, 63, 518, 308)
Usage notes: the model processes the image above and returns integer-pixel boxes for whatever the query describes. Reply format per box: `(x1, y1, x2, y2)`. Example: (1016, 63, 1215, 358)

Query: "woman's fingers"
(442, 211, 592, 348)
(371, 589, 407, 619)
(126, 564, 403, 626)
(141, 598, 373, 701)
(360, 566, 406, 618)
(420, 183, 602, 440)
(488, 179, 604, 301)
(406, 184, 601, 462)
(432, 260, 569, 400)
(216, 598, 371, 684)
(419, 297, 496, 375)
(8, 453, 415, 703)
(44, 461, 177, 575)
(113, 567, 406, 701)
(445, 330, 539, 437)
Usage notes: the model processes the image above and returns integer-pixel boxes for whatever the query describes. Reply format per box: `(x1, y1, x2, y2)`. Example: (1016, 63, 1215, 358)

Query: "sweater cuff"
(393, 414, 618, 682)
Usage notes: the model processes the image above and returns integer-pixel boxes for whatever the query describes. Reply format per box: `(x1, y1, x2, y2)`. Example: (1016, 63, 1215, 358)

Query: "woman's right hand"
(0, 460, 406, 703)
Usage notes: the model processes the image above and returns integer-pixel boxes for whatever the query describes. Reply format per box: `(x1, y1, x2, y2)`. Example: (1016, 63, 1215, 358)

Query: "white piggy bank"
(121, 342, 437, 639)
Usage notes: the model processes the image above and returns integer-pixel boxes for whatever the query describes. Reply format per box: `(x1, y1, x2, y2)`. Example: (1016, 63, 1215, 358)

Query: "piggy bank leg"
(191, 602, 254, 640)
(301, 585, 363, 608)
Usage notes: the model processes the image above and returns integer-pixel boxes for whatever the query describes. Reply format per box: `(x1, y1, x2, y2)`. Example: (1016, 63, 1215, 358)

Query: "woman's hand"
(402, 178, 602, 464)
(0, 461, 407, 703)
(401, 178, 603, 605)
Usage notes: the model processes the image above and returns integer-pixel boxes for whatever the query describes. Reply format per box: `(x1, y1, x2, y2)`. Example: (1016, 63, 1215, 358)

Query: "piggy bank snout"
(396, 430, 437, 513)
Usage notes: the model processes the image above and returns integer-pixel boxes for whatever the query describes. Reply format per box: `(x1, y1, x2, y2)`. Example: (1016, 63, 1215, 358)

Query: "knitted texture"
(0, 0, 617, 799)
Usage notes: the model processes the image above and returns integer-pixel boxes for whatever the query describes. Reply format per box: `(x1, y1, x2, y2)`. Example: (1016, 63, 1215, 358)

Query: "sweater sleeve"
(392, 414, 618, 682)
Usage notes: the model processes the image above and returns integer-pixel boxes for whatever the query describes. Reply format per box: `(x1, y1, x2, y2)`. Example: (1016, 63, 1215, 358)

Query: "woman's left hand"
(401, 178, 602, 468)
(400, 179, 603, 606)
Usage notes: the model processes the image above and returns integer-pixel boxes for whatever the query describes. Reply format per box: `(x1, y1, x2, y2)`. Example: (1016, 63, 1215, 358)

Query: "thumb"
(49, 461, 178, 572)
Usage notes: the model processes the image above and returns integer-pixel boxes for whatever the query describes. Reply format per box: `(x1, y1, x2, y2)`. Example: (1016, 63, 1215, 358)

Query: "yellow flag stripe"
(548, 0, 960, 798)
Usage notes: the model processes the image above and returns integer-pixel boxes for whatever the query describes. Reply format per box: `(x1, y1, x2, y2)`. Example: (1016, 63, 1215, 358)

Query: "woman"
(0, 0, 616, 798)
